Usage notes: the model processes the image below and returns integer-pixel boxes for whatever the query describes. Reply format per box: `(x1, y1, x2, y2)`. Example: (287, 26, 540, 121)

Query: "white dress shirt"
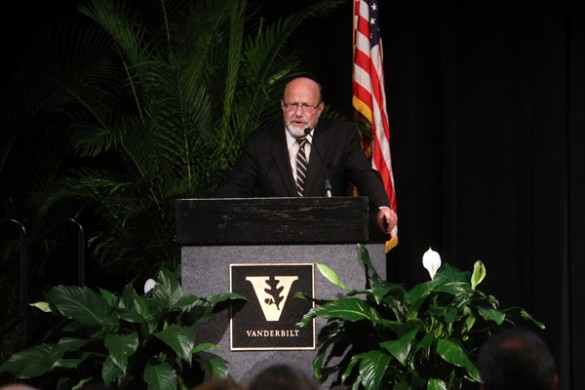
(286, 129, 313, 182)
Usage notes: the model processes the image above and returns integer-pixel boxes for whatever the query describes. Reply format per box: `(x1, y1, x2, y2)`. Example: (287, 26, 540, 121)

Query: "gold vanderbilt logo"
(230, 263, 315, 350)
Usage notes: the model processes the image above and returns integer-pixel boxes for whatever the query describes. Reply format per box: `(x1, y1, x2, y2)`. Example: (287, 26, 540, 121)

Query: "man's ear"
(315, 101, 325, 118)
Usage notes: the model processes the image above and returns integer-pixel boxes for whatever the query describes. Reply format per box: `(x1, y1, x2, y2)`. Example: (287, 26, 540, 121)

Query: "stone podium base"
(181, 243, 385, 386)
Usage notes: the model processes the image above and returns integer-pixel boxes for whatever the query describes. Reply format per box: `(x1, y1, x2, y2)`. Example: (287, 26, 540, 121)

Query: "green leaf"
(71, 378, 93, 390)
(375, 318, 413, 334)
(46, 285, 114, 329)
(436, 339, 481, 382)
(471, 261, 487, 290)
(101, 355, 122, 385)
(197, 356, 229, 381)
(372, 284, 392, 305)
(380, 327, 418, 365)
(99, 287, 119, 307)
(174, 294, 201, 309)
(0, 344, 55, 378)
(152, 267, 184, 308)
(376, 285, 408, 318)
(342, 352, 365, 384)
(430, 306, 459, 324)
(412, 332, 435, 355)
(358, 350, 392, 390)
(206, 292, 246, 306)
(307, 297, 377, 322)
(104, 332, 139, 373)
(434, 263, 470, 283)
(50, 337, 91, 371)
(434, 281, 470, 296)
(357, 244, 383, 284)
(120, 284, 141, 311)
(427, 378, 448, 390)
(518, 308, 546, 329)
(143, 362, 178, 390)
(30, 301, 52, 312)
(477, 307, 506, 325)
(52, 358, 82, 369)
(56, 336, 90, 352)
(404, 281, 435, 308)
(0, 336, 90, 378)
(316, 262, 347, 289)
(192, 342, 217, 354)
(120, 286, 160, 337)
(154, 325, 196, 363)
(312, 352, 326, 381)
(183, 299, 215, 327)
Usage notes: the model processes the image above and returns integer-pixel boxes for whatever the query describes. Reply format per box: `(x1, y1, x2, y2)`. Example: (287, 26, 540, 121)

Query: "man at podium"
(212, 77, 397, 234)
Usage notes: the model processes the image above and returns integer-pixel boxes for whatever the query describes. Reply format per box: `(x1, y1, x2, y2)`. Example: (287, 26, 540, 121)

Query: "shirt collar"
(285, 127, 314, 150)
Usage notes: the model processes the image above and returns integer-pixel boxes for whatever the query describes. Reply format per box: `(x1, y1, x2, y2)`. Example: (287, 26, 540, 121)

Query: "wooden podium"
(176, 197, 387, 384)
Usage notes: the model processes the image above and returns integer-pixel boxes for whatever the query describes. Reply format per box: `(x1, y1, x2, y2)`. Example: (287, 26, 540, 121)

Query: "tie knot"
(298, 137, 308, 147)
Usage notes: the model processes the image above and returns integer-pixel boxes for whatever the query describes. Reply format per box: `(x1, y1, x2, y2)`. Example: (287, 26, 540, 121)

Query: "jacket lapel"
(304, 124, 330, 196)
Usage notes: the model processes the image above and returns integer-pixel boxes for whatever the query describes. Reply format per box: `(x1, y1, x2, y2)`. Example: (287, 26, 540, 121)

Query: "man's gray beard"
(285, 123, 307, 138)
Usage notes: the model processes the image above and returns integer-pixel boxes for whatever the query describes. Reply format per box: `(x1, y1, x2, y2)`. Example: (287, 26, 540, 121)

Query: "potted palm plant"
(0, 0, 346, 282)
(296, 244, 544, 389)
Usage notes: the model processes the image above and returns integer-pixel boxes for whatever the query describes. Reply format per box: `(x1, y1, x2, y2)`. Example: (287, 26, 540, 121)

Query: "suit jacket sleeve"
(335, 121, 391, 209)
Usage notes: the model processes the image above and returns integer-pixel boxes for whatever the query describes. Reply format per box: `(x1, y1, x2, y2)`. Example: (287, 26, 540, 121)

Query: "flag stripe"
(352, 0, 398, 250)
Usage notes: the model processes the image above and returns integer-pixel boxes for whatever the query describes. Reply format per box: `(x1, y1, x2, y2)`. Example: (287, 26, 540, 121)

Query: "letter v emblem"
(246, 276, 299, 321)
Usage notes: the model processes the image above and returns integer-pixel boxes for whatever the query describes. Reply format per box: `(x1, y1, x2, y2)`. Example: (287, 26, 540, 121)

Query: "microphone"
(304, 127, 332, 197)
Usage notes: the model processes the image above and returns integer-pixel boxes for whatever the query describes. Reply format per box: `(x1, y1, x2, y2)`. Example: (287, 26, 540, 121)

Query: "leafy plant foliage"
(296, 244, 544, 389)
(0, 0, 345, 281)
(0, 267, 245, 390)
(0, 0, 346, 371)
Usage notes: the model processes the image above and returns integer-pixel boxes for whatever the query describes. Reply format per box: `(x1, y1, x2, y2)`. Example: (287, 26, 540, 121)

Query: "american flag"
(352, 0, 398, 250)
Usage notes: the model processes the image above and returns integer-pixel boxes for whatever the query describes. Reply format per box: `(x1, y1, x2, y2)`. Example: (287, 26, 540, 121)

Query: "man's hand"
(377, 207, 397, 234)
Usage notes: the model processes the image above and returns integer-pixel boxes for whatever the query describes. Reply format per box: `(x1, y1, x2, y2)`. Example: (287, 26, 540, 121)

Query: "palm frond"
(79, 0, 151, 119)
(1, 0, 347, 280)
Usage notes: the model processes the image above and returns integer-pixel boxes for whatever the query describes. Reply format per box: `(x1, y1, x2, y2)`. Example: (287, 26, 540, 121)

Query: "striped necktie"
(296, 137, 309, 197)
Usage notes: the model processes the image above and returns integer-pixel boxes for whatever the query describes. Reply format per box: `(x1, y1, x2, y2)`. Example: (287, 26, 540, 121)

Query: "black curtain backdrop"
(288, 0, 584, 389)
(2, 0, 584, 388)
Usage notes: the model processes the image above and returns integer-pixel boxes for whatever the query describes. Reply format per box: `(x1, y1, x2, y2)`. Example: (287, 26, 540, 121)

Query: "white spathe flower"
(422, 247, 442, 280)
(144, 278, 157, 294)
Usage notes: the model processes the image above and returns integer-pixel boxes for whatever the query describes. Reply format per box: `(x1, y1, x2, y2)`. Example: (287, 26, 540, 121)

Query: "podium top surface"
(176, 197, 385, 245)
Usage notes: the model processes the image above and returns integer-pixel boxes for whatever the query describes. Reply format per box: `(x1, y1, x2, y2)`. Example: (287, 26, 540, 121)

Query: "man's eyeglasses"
(283, 102, 321, 113)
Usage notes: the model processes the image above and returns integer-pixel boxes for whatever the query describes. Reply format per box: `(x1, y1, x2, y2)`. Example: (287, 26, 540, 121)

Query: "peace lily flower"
(423, 247, 442, 279)
(144, 278, 157, 294)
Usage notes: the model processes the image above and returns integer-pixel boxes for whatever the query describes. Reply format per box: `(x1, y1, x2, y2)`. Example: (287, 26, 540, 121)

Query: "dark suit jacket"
(212, 119, 390, 208)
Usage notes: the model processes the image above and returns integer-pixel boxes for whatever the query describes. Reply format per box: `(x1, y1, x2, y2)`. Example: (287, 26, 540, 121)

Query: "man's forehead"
(284, 86, 320, 102)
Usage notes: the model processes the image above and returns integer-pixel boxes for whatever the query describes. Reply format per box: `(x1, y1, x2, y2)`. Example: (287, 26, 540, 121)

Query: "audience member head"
(248, 364, 318, 390)
(191, 377, 245, 390)
(478, 329, 558, 390)
(0, 385, 39, 390)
